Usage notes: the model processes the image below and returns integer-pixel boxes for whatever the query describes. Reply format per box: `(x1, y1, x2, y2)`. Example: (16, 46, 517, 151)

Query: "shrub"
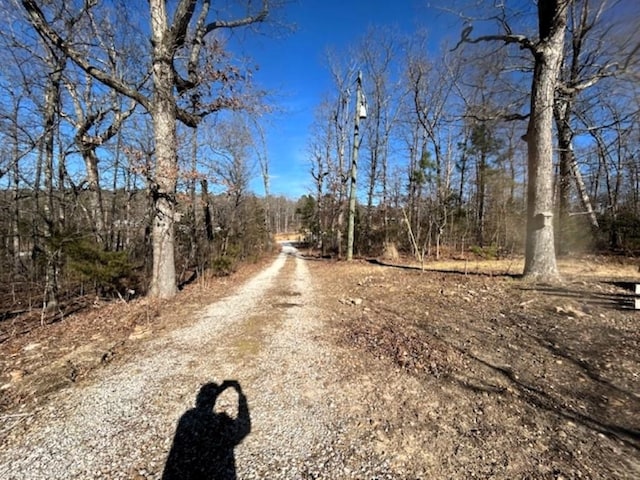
(469, 244, 499, 260)
(64, 239, 138, 296)
(210, 256, 235, 277)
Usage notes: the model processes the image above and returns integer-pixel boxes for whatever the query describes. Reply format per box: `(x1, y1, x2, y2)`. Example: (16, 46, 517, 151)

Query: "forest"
(303, 2, 640, 268)
(0, 0, 639, 321)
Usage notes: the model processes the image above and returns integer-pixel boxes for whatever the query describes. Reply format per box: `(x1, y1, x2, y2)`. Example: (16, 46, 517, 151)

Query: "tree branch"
(463, 112, 530, 123)
(169, 0, 197, 50)
(204, 0, 269, 33)
(21, 0, 152, 113)
(454, 32, 537, 53)
(187, 0, 212, 85)
(558, 64, 618, 95)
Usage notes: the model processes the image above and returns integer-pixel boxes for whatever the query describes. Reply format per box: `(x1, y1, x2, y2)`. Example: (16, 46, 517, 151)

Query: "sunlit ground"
(418, 256, 639, 280)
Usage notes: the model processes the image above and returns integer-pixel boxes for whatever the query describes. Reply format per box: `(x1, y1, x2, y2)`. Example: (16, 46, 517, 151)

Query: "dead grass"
(312, 257, 640, 478)
(391, 254, 640, 280)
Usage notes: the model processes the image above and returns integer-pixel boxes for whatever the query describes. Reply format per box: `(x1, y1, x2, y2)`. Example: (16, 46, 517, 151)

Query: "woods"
(1, 0, 639, 318)
(304, 1, 639, 274)
(0, 0, 294, 321)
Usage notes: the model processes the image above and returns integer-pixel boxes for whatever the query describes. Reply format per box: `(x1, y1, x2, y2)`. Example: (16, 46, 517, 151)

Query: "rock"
(23, 343, 41, 352)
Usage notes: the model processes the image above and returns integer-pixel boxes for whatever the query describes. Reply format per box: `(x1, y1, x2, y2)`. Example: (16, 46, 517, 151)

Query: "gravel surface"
(0, 244, 384, 479)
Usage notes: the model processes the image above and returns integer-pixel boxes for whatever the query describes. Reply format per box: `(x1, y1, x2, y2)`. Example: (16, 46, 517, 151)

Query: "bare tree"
(403, 39, 458, 259)
(460, 0, 572, 280)
(211, 114, 256, 255)
(21, 0, 270, 298)
(307, 100, 334, 254)
(554, 0, 640, 251)
(578, 88, 639, 249)
(326, 52, 357, 258)
(352, 28, 402, 253)
(63, 73, 136, 244)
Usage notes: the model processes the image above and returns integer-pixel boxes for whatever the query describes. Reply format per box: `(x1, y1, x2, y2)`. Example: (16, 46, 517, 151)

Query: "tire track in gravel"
(0, 244, 326, 479)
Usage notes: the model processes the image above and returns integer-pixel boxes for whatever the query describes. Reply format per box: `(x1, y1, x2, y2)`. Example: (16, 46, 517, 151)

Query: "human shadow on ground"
(162, 380, 251, 480)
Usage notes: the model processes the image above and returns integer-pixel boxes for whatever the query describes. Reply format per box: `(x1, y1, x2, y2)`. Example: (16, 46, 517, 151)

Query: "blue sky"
(237, 1, 459, 199)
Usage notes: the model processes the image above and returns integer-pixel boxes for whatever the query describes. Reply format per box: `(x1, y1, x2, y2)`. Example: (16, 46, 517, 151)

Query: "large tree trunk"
(523, 0, 568, 281)
(149, 95, 178, 297)
(148, 0, 178, 298)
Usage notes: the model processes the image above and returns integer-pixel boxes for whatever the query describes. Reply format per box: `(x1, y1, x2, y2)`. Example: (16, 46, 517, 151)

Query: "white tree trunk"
(523, 1, 569, 280)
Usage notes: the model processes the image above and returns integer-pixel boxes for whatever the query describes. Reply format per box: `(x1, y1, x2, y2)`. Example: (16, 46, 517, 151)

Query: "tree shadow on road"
(520, 283, 638, 310)
(432, 314, 640, 451)
(365, 258, 522, 278)
(162, 380, 251, 480)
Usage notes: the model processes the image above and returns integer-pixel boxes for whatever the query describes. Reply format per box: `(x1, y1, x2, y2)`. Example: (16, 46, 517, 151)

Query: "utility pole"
(347, 71, 366, 261)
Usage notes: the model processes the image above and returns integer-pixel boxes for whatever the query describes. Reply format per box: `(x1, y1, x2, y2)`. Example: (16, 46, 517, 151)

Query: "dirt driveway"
(1, 245, 639, 479)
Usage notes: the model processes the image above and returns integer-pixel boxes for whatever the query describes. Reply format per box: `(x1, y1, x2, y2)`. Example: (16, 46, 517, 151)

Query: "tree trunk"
(148, 2, 178, 298)
(110, 130, 123, 250)
(365, 143, 378, 253)
(201, 179, 214, 242)
(189, 127, 199, 263)
(12, 151, 21, 273)
(382, 147, 389, 244)
(149, 99, 178, 297)
(42, 55, 64, 310)
(476, 151, 486, 247)
(82, 147, 106, 243)
(11, 101, 21, 273)
(523, 1, 568, 281)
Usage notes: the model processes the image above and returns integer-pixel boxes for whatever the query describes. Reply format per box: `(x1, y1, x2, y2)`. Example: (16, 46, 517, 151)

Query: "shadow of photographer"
(162, 380, 251, 480)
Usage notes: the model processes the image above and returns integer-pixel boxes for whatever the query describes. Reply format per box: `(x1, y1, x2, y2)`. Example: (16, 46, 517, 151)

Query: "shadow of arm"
(234, 390, 251, 442)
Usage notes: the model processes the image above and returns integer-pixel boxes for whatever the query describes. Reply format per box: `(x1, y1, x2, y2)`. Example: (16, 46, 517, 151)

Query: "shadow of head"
(196, 382, 223, 409)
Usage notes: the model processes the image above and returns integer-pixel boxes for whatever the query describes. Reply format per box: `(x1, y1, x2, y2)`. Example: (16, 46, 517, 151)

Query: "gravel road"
(0, 243, 394, 479)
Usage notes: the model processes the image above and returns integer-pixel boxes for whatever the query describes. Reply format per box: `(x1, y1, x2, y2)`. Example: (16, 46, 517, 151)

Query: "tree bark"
(42, 54, 65, 310)
(83, 147, 106, 242)
(148, 0, 178, 297)
(523, 0, 569, 281)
